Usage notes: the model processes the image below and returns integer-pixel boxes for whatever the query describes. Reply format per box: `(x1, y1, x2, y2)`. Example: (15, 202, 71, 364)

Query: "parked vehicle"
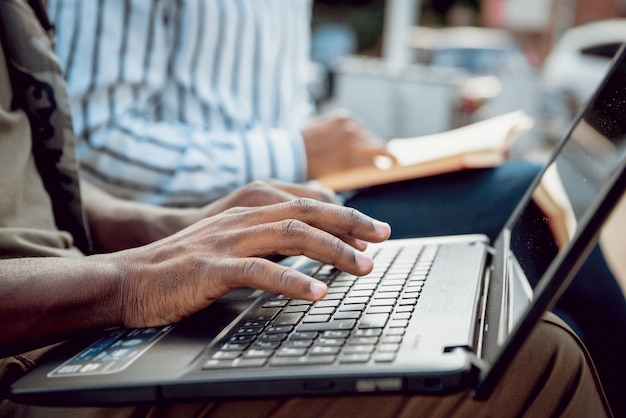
(541, 19, 626, 143)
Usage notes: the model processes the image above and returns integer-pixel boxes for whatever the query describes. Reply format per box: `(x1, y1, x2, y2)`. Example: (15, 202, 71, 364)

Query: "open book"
(316, 111, 534, 192)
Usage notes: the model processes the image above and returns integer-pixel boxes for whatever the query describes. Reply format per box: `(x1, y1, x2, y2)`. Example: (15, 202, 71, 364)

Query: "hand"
(115, 199, 391, 328)
(197, 180, 340, 219)
(302, 113, 397, 180)
(85, 180, 339, 253)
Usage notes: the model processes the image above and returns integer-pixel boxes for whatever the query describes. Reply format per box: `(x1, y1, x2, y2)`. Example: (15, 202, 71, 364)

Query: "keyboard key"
(399, 298, 418, 306)
(203, 357, 267, 369)
(348, 336, 378, 345)
(327, 286, 350, 294)
(333, 311, 361, 320)
(348, 290, 374, 298)
(367, 306, 393, 314)
(359, 314, 389, 329)
(220, 342, 249, 351)
(296, 319, 356, 332)
(316, 338, 345, 347)
(369, 299, 396, 307)
(342, 345, 375, 354)
(338, 353, 371, 363)
(276, 347, 307, 357)
(388, 319, 409, 328)
(302, 314, 331, 323)
(288, 299, 313, 306)
(284, 305, 309, 313)
(266, 325, 293, 334)
(354, 328, 382, 337)
(253, 341, 281, 350)
(310, 346, 341, 355)
(229, 335, 255, 343)
(251, 308, 281, 321)
(343, 297, 369, 305)
(377, 343, 400, 352)
(274, 312, 304, 326)
(323, 330, 350, 338)
(212, 351, 240, 360)
(373, 353, 396, 363)
(309, 307, 335, 315)
(269, 355, 336, 366)
(290, 331, 318, 340)
(244, 320, 270, 328)
(374, 291, 400, 299)
(235, 327, 263, 336)
(283, 339, 314, 348)
(243, 349, 274, 358)
(353, 283, 377, 291)
(392, 312, 411, 320)
(314, 300, 340, 308)
(263, 300, 289, 308)
(258, 333, 288, 342)
(381, 335, 402, 344)
(338, 303, 366, 311)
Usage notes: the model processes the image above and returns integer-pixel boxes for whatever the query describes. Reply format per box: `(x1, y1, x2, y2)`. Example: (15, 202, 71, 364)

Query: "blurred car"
(411, 26, 536, 77)
(541, 19, 626, 142)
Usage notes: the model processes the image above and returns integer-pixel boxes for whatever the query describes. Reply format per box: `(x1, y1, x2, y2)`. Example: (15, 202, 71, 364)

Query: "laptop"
(10, 46, 626, 407)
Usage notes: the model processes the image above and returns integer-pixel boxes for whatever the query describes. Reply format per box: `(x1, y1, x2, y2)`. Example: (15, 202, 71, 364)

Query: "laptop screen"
(510, 47, 626, 296)
(475, 45, 626, 398)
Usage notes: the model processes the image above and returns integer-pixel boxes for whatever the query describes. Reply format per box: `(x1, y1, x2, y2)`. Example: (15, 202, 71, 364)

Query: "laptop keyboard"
(203, 244, 438, 370)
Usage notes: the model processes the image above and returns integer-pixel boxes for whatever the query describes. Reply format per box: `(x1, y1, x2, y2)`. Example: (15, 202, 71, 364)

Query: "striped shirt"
(49, 0, 314, 206)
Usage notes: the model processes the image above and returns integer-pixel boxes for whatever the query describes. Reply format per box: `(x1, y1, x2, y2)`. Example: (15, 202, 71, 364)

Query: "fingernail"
(354, 239, 369, 250)
(309, 281, 328, 299)
(355, 251, 373, 270)
(374, 220, 391, 235)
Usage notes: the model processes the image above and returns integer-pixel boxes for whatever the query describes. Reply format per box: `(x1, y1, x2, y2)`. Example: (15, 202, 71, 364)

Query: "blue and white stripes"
(49, 0, 313, 206)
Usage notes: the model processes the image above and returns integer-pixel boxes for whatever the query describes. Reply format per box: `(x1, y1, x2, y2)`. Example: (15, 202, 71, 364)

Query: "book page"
(317, 111, 533, 191)
(385, 110, 533, 166)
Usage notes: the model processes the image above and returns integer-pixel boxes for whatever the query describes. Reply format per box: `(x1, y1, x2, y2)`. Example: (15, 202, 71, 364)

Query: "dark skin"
(302, 114, 396, 180)
(0, 180, 391, 357)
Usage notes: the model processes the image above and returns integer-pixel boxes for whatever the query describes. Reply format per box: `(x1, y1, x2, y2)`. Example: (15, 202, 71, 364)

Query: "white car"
(541, 19, 626, 141)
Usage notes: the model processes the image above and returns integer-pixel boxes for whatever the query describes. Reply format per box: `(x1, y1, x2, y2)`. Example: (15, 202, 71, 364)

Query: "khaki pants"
(0, 314, 612, 418)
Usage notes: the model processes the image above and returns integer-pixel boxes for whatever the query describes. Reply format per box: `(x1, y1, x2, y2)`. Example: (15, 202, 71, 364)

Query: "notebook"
(10, 46, 626, 407)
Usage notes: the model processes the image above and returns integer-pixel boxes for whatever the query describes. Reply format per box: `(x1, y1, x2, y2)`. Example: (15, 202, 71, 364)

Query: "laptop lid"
(473, 44, 626, 399)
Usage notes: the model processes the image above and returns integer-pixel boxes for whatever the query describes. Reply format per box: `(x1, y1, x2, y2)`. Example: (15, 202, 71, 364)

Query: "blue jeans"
(346, 159, 626, 416)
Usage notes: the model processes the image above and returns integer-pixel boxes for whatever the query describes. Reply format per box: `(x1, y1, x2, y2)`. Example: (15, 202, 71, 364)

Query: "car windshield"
(580, 42, 624, 59)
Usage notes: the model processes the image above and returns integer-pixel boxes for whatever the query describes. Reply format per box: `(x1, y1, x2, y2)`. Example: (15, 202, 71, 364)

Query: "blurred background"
(306, 0, 626, 289)
(307, 0, 626, 159)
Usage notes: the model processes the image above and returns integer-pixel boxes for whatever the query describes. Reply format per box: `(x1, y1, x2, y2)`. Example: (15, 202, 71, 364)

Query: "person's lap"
(0, 313, 611, 417)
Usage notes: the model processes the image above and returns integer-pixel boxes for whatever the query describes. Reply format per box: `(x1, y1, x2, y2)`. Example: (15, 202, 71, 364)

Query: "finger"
(338, 235, 369, 251)
(267, 179, 340, 204)
(217, 258, 328, 301)
(350, 136, 398, 162)
(236, 199, 391, 243)
(231, 219, 376, 276)
(236, 181, 301, 206)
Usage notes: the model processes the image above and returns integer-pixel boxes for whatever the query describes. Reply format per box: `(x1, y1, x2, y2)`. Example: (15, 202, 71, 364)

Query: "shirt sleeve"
(78, 112, 308, 207)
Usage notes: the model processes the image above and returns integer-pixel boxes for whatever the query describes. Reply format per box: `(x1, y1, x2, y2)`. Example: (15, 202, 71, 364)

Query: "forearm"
(81, 180, 198, 252)
(0, 255, 123, 357)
